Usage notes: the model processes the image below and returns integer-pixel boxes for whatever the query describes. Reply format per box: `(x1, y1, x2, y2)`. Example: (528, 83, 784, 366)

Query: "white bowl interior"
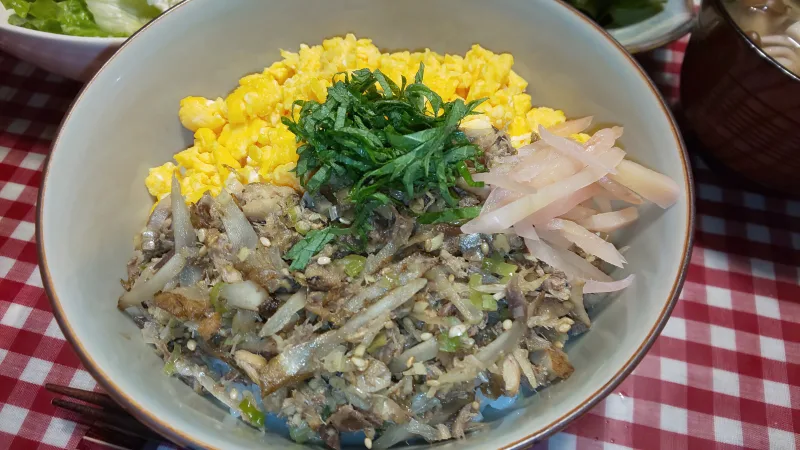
(40, 0, 691, 448)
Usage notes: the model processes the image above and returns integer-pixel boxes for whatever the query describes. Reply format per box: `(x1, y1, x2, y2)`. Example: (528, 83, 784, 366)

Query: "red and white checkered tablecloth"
(1, 35, 799, 450)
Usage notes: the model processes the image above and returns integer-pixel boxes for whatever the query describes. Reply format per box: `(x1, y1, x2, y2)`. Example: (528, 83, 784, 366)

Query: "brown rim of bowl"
(36, 0, 696, 448)
(619, 0, 697, 54)
(708, 0, 800, 83)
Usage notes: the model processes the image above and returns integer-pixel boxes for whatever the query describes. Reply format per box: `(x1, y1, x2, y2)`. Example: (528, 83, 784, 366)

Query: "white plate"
(609, 0, 697, 53)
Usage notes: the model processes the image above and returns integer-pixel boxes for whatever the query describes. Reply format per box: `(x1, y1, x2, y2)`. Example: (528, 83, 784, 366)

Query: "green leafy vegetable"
(566, 0, 665, 28)
(84, 0, 164, 36)
(338, 254, 367, 277)
(2, 0, 31, 16)
(2, 0, 119, 36)
(417, 206, 481, 226)
(285, 228, 344, 270)
(283, 63, 487, 269)
(0, 0, 178, 37)
(238, 396, 265, 428)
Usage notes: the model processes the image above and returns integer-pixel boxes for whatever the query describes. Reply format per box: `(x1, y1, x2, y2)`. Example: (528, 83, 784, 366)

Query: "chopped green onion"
(209, 282, 227, 314)
(482, 257, 518, 278)
(481, 294, 498, 311)
(438, 333, 462, 352)
(468, 273, 498, 311)
(469, 273, 482, 288)
(287, 206, 300, 224)
(470, 290, 497, 311)
(238, 397, 265, 428)
(367, 332, 388, 353)
(295, 221, 310, 235)
(163, 345, 181, 376)
(470, 289, 483, 309)
(338, 254, 367, 277)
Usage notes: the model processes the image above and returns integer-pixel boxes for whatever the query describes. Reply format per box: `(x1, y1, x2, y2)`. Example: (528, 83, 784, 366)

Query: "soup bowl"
(681, 0, 800, 195)
(38, 0, 694, 448)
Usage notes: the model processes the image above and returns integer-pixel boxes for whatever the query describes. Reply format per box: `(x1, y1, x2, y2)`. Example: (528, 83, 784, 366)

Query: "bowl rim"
(36, 0, 696, 448)
(609, 0, 696, 54)
(706, 0, 800, 84)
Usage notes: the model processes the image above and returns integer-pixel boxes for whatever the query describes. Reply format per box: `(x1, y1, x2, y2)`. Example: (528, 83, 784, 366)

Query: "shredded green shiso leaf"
(282, 63, 487, 270)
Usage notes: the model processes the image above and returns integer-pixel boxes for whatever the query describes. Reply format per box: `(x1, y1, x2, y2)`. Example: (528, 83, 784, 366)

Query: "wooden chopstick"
(45, 383, 124, 411)
(46, 383, 168, 448)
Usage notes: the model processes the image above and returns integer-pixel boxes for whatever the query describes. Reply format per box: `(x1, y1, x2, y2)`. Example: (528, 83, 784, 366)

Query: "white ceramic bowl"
(38, 0, 694, 448)
(0, 8, 124, 81)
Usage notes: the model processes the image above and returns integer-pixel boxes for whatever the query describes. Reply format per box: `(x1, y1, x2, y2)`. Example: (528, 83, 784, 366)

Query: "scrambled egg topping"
(146, 34, 589, 203)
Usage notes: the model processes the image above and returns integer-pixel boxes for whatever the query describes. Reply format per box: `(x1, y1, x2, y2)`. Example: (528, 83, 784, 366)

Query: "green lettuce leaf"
(84, 0, 161, 36)
(1, 0, 177, 37)
(2, 0, 118, 37)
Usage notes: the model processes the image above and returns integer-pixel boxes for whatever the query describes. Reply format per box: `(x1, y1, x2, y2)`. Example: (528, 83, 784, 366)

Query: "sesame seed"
(481, 242, 490, 254)
(502, 319, 513, 331)
(406, 356, 415, 368)
(186, 339, 197, 351)
(229, 388, 240, 401)
(196, 229, 206, 242)
(317, 256, 331, 265)
(259, 236, 271, 247)
(420, 332, 433, 341)
(472, 401, 480, 411)
(354, 344, 366, 357)
(555, 341, 564, 349)
(364, 438, 373, 449)
(449, 324, 466, 338)
(448, 274, 455, 282)
(557, 323, 571, 333)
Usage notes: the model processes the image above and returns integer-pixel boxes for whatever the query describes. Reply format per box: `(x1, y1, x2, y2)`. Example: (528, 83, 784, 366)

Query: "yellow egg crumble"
(146, 34, 590, 204)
